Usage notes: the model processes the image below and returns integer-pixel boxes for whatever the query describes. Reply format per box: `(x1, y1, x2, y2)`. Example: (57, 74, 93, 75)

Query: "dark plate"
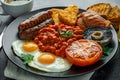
(2, 7, 118, 77)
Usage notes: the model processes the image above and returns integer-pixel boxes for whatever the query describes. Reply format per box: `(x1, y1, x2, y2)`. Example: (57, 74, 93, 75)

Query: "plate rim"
(2, 6, 119, 78)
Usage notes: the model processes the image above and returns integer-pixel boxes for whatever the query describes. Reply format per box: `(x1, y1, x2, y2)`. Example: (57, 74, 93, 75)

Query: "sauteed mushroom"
(83, 27, 112, 46)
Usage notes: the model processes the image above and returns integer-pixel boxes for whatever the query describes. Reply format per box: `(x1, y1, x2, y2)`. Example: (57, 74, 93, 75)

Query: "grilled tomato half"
(65, 39, 103, 66)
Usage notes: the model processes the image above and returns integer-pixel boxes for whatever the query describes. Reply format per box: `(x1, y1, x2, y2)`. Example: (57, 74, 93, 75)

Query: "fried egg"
(12, 40, 72, 72)
(12, 40, 39, 57)
(28, 52, 72, 72)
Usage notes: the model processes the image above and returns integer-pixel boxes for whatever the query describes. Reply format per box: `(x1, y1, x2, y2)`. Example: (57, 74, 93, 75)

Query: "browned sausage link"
(19, 18, 54, 40)
(18, 10, 52, 32)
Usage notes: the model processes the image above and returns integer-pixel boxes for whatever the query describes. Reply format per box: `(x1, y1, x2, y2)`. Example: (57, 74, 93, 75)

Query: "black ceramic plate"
(3, 7, 118, 77)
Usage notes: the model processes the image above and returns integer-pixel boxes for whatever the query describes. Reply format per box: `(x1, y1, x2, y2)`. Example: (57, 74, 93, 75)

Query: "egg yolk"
(38, 53, 56, 64)
(22, 42, 38, 52)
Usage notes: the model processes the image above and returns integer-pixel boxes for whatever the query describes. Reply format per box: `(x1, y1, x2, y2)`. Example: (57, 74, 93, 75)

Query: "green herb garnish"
(102, 46, 113, 56)
(21, 54, 34, 64)
(57, 30, 73, 38)
(101, 46, 113, 60)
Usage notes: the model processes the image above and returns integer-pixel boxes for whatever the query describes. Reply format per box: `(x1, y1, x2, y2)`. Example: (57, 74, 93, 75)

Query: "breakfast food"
(77, 10, 111, 29)
(107, 6, 120, 22)
(18, 10, 52, 32)
(11, 5, 114, 72)
(12, 40, 39, 57)
(19, 18, 54, 40)
(51, 5, 79, 26)
(64, 5, 78, 14)
(34, 24, 83, 57)
(59, 5, 79, 26)
(66, 39, 103, 66)
(51, 8, 62, 24)
(87, 3, 112, 18)
(18, 10, 53, 40)
(83, 27, 113, 46)
(87, 3, 120, 30)
(12, 40, 72, 72)
(108, 6, 120, 30)
(29, 52, 72, 72)
(112, 22, 120, 30)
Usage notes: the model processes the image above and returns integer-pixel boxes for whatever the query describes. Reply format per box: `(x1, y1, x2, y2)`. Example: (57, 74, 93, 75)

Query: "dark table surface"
(0, 0, 120, 80)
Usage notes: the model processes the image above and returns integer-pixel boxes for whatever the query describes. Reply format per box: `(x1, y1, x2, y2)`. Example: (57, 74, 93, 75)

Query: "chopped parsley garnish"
(21, 54, 34, 64)
(57, 30, 73, 38)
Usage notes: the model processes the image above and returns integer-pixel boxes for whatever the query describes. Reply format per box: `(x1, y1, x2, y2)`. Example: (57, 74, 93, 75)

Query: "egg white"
(12, 40, 40, 57)
(12, 40, 72, 72)
(28, 52, 72, 72)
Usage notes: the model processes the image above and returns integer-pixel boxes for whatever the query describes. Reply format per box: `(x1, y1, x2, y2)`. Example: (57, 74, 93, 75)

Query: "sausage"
(19, 18, 54, 40)
(18, 10, 52, 33)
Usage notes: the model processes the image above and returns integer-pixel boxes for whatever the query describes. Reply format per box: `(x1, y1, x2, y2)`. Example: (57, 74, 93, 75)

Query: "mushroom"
(91, 31, 104, 40)
(83, 27, 112, 46)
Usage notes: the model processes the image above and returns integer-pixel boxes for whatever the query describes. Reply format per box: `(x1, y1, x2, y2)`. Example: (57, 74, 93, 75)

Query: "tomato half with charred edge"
(65, 39, 103, 67)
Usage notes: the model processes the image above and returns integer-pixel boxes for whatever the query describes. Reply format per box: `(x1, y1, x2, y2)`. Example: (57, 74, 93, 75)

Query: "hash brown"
(51, 5, 79, 26)
(51, 8, 62, 24)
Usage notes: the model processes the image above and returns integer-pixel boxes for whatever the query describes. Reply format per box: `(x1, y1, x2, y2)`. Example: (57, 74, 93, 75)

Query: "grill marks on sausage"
(19, 10, 52, 32)
(19, 18, 54, 40)
(18, 10, 53, 40)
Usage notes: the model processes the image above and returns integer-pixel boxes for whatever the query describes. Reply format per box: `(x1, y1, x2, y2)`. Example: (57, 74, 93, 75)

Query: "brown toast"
(87, 3, 112, 18)
(112, 22, 120, 30)
(107, 6, 120, 22)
